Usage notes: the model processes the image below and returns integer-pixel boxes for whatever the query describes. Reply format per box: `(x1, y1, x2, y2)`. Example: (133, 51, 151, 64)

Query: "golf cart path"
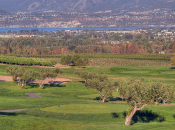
(0, 93, 40, 112)
(0, 109, 27, 112)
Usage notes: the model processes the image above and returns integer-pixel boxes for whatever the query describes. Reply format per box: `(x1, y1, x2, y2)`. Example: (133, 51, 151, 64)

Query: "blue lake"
(0, 26, 171, 32)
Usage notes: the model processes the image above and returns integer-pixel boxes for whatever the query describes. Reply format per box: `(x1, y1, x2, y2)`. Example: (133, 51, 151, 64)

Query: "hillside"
(0, 9, 9, 14)
(0, 0, 175, 13)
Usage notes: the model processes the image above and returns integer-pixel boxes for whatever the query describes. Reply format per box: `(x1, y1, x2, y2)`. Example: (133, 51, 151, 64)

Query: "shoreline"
(0, 26, 174, 32)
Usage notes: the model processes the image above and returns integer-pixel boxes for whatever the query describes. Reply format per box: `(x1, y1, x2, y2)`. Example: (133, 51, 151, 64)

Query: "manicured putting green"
(41, 103, 128, 114)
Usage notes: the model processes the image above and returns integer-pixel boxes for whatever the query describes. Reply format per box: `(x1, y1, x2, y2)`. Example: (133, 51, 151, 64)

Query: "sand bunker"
(0, 75, 13, 82)
(0, 75, 71, 84)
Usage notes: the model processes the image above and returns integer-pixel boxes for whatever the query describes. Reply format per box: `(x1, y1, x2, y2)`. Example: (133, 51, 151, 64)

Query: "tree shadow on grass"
(173, 114, 175, 119)
(108, 97, 126, 101)
(122, 110, 166, 125)
(93, 96, 126, 102)
(26, 83, 39, 89)
(79, 81, 85, 84)
(43, 84, 66, 89)
(26, 83, 66, 89)
(0, 112, 17, 116)
(0, 112, 26, 116)
(111, 112, 120, 118)
(93, 96, 101, 101)
(52, 81, 70, 84)
(0, 80, 5, 82)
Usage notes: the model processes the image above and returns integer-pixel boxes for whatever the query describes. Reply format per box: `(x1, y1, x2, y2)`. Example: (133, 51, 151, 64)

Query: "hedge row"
(0, 55, 58, 66)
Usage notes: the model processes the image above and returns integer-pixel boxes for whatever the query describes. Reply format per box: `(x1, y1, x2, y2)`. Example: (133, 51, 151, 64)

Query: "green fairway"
(0, 63, 175, 130)
(0, 64, 11, 76)
(41, 103, 128, 114)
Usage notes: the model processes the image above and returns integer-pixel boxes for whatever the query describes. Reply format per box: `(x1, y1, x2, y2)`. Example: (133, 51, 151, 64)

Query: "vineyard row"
(0, 55, 58, 66)
(8, 54, 171, 61)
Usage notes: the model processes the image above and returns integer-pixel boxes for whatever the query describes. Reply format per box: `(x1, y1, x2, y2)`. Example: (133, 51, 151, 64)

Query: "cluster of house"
(0, 34, 36, 38)
(157, 29, 175, 37)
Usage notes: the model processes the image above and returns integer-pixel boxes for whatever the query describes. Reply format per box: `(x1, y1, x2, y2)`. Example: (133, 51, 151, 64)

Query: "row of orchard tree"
(75, 71, 175, 126)
(6, 66, 62, 89)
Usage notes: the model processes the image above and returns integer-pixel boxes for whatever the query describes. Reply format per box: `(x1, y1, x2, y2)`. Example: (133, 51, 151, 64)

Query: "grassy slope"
(0, 64, 175, 130)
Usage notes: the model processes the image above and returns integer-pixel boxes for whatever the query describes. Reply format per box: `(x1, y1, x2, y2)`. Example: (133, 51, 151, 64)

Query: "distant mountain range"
(0, 0, 175, 13)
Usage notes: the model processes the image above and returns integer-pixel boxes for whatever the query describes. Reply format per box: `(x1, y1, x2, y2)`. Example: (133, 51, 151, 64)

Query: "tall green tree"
(61, 54, 88, 67)
(20, 70, 32, 88)
(6, 66, 32, 88)
(72, 54, 89, 67)
(32, 68, 63, 89)
(32, 69, 50, 89)
(118, 78, 174, 126)
(48, 68, 63, 86)
(60, 55, 66, 65)
(6, 66, 19, 83)
(75, 71, 114, 102)
(71, 53, 81, 66)
(65, 55, 72, 65)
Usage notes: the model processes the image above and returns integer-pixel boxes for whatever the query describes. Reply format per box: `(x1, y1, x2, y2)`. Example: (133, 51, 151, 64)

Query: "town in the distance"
(0, 7, 175, 28)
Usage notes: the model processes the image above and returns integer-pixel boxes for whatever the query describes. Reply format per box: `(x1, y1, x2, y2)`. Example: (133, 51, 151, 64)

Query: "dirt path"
(20, 63, 71, 69)
(0, 109, 27, 112)
(0, 75, 13, 82)
(25, 93, 41, 97)
(0, 75, 71, 84)
(27, 77, 71, 84)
